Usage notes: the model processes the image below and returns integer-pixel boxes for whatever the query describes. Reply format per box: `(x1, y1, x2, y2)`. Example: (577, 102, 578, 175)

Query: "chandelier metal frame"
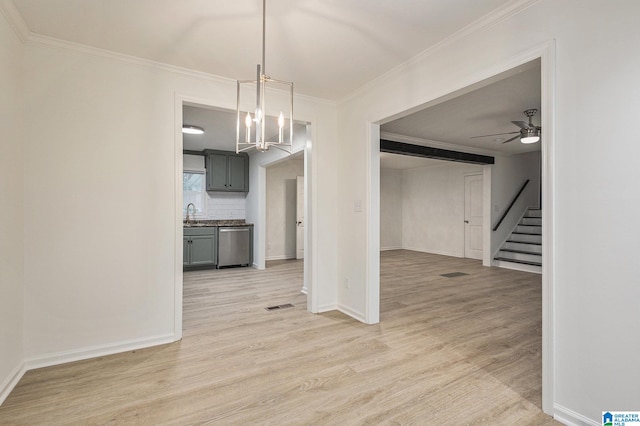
(236, 0, 293, 154)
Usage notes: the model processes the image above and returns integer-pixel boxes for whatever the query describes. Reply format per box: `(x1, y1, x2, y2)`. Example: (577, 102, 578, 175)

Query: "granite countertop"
(183, 219, 253, 228)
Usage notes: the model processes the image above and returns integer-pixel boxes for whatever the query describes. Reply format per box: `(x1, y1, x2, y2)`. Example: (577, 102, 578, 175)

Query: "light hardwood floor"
(0, 250, 557, 424)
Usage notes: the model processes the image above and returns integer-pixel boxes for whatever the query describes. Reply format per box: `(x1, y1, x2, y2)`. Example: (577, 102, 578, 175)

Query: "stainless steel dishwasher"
(217, 226, 252, 267)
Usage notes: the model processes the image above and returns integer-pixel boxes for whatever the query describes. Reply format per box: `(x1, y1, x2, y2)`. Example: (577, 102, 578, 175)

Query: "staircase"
(494, 209, 542, 273)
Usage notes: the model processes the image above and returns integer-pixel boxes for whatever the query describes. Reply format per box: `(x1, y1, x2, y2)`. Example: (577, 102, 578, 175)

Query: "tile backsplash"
(205, 192, 246, 220)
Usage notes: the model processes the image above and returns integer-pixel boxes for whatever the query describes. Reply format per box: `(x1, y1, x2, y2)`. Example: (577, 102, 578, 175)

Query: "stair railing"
(493, 179, 530, 231)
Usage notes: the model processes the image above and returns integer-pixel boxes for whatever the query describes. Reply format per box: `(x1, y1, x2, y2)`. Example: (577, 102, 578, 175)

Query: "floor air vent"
(265, 303, 294, 311)
(440, 272, 468, 278)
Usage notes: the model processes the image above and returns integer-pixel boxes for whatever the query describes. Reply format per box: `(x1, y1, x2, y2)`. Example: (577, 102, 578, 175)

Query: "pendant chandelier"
(236, 0, 293, 154)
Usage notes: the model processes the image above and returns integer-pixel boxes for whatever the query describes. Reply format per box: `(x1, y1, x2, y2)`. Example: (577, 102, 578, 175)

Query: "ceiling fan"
(471, 108, 541, 144)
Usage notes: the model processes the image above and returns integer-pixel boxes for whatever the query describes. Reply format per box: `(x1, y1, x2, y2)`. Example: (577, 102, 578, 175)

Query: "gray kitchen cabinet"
(204, 149, 249, 193)
(184, 227, 217, 268)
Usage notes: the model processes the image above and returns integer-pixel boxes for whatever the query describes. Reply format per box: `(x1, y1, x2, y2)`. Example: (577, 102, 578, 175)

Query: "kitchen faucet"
(186, 203, 196, 224)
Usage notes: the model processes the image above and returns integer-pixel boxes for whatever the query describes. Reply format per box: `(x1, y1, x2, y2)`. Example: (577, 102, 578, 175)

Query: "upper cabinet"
(203, 149, 249, 193)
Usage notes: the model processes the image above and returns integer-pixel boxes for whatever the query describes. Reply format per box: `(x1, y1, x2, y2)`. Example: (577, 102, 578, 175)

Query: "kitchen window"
(183, 170, 206, 218)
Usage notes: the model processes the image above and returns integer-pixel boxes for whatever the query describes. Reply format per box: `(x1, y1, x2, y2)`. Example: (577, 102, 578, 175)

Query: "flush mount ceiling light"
(236, 0, 293, 154)
(182, 125, 204, 135)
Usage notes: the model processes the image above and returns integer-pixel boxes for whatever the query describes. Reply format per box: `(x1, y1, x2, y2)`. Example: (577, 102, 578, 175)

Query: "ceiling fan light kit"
(516, 108, 541, 144)
(236, 0, 293, 155)
(470, 108, 541, 144)
(520, 127, 541, 144)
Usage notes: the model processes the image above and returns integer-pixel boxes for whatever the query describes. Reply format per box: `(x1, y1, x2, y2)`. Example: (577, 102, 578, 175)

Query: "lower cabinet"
(184, 227, 217, 268)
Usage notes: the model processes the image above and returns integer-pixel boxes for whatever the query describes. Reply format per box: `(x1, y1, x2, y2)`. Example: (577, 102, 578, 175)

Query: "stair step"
(496, 209, 543, 272)
(526, 209, 542, 218)
(503, 242, 542, 254)
(509, 233, 542, 244)
(497, 250, 542, 264)
(515, 225, 541, 235)
(494, 257, 542, 267)
(520, 217, 542, 226)
(507, 239, 541, 245)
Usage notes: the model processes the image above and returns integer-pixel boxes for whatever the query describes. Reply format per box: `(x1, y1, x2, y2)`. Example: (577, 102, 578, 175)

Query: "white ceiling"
(189, 59, 541, 163)
(183, 106, 238, 152)
(12, 0, 515, 101)
(12, 0, 540, 165)
(381, 59, 541, 157)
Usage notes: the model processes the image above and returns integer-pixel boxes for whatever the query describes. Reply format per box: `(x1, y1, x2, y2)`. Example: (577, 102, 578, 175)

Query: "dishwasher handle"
(219, 227, 251, 232)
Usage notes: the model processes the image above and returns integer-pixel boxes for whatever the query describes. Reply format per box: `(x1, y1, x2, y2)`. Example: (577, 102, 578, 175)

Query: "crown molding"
(0, 0, 30, 42)
(23, 32, 336, 107)
(339, 0, 543, 105)
(27, 33, 240, 87)
(380, 131, 507, 158)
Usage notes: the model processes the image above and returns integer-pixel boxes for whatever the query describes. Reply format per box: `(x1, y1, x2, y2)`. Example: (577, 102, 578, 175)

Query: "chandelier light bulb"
(245, 112, 252, 143)
(278, 112, 285, 143)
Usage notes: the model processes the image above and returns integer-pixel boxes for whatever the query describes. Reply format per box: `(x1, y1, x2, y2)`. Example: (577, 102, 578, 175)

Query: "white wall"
(381, 154, 538, 259)
(245, 120, 338, 311)
(19, 37, 338, 365)
(379, 169, 402, 250)
(402, 162, 483, 257)
(337, 0, 640, 422)
(490, 151, 540, 256)
(0, 8, 24, 403)
(266, 157, 304, 260)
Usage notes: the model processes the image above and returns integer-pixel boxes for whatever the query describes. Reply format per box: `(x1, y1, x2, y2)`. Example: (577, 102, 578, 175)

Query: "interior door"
(296, 175, 304, 259)
(464, 174, 483, 260)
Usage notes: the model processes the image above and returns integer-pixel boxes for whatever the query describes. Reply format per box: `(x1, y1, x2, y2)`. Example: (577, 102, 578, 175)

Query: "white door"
(464, 174, 483, 260)
(296, 176, 304, 259)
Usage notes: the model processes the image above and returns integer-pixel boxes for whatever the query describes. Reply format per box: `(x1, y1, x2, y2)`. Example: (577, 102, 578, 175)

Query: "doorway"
(264, 153, 305, 264)
(369, 43, 556, 414)
(296, 175, 304, 260)
(464, 174, 483, 260)
(174, 96, 317, 340)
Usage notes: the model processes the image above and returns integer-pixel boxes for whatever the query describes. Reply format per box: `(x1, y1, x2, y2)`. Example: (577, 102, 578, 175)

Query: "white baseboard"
(380, 245, 402, 251)
(337, 304, 366, 323)
(493, 259, 542, 274)
(265, 254, 296, 261)
(401, 246, 463, 258)
(554, 404, 599, 426)
(0, 361, 26, 406)
(317, 303, 337, 313)
(24, 333, 177, 371)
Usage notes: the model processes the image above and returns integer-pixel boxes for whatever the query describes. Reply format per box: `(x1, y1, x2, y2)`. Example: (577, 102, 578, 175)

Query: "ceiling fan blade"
(470, 131, 519, 139)
(501, 134, 521, 144)
(511, 120, 529, 130)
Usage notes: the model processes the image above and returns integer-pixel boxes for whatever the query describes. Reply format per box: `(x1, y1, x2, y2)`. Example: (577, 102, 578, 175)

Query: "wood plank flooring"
(0, 250, 557, 424)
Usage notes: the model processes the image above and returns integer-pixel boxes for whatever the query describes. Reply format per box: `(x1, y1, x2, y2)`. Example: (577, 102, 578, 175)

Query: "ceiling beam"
(380, 139, 494, 165)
